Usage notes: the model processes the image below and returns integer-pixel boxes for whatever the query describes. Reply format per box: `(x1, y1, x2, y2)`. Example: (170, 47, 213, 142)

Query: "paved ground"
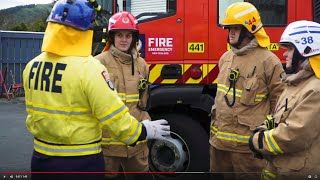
(0, 97, 32, 174)
(0, 97, 214, 180)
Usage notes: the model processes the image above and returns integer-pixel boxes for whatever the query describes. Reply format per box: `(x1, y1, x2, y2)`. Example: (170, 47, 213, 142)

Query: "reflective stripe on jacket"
(95, 45, 150, 157)
(23, 52, 142, 156)
(217, 84, 267, 102)
(210, 39, 285, 153)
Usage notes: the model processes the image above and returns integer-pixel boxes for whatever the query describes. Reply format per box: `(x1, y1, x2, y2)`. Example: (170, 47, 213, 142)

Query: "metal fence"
(0, 31, 44, 95)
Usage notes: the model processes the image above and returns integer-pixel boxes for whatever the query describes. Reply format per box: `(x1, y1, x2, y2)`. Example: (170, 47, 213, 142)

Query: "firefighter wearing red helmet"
(94, 11, 153, 179)
(22, 1, 170, 180)
(249, 20, 320, 180)
(209, 2, 285, 179)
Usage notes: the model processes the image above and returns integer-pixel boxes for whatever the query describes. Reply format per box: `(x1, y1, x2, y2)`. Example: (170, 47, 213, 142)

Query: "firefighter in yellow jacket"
(249, 20, 320, 180)
(209, 2, 285, 179)
(94, 11, 152, 179)
(23, 1, 170, 180)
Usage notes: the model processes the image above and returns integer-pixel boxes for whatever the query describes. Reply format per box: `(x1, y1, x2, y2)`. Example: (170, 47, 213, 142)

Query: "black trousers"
(31, 150, 105, 180)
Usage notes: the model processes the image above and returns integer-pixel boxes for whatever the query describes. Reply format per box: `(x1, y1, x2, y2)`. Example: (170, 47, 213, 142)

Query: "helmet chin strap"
(228, 27, 253, 49)
(289, 48, 307, 74)
(131, 54, 134, 75)
(127, 33, 139, 76)
(107, 30, 138, 76)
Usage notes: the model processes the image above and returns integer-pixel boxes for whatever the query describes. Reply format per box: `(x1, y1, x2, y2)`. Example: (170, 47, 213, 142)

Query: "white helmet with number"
(280, 20, 320, 57)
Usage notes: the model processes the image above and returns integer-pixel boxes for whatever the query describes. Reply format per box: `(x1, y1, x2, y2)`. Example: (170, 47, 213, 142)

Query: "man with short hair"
(209, 2, 285, 179)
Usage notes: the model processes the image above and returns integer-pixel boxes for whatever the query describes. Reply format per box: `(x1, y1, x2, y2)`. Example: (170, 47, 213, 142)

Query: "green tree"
(11, 23, 28, 31)
(31, 20, 47, 32)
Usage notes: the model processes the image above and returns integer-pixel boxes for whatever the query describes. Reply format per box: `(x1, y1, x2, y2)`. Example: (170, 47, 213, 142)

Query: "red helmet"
(108, 11, 138, 33)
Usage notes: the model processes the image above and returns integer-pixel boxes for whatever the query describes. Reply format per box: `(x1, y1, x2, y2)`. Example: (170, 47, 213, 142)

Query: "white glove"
(142, 119, 170, 140)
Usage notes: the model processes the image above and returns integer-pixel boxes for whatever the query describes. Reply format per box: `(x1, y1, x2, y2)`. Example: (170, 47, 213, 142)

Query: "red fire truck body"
(99, 0, 318, 177)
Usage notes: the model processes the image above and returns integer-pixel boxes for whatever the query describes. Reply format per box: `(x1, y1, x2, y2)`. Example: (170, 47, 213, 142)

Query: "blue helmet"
(47, 0, 95, 31)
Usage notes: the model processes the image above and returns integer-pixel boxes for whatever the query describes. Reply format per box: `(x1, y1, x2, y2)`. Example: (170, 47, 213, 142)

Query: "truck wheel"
(149, 113, 209, 179)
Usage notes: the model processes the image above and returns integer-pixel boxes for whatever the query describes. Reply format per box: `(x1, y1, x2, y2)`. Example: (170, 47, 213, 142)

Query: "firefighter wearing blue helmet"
(23, 1, 170, 180)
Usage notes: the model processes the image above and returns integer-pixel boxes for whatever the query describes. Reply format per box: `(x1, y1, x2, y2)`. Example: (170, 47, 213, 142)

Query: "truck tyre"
(149, 113, 209, 179)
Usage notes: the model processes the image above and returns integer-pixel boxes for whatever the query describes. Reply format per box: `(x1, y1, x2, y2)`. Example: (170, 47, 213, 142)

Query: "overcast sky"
(0, 0, 54, 10)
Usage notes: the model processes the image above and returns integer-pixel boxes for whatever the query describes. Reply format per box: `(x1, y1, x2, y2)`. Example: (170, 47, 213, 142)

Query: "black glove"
(249, 131, 264, 159)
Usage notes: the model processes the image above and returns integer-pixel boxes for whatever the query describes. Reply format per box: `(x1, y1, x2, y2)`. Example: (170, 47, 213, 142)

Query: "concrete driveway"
(0, 97, 32, 175)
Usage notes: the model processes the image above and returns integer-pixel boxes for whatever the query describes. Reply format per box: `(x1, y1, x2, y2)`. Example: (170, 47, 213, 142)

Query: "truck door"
(115, 0, 184, 84)
(129, 0, 184, 63)
(109, 0, 182, 62)
(183, 0, 209, 61)
(181, 0, 209, 85)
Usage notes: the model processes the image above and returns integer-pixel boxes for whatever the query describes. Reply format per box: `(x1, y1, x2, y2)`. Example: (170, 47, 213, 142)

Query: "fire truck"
(96, 0, 319, 178)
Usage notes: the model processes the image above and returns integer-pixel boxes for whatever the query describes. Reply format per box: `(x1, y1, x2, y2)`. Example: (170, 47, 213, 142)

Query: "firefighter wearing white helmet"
(94, 11, 153, 180)
(249, 20, 320, 180)
(209, 2, 285, 179)
(22, 1, 170, 180)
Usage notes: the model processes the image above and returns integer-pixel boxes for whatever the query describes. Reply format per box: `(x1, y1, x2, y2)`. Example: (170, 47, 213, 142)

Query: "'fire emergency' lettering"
(148, 38, 173, 47)
(28, 62, 66, 93)
(147, 37, 174, 55)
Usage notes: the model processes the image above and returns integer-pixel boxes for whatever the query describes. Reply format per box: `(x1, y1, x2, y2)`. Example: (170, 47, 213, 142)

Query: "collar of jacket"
(309, 55, 320, 79)
(109, 45, 138, 65)
(231, 38, 259, 56)
(285, 60, 314, 85)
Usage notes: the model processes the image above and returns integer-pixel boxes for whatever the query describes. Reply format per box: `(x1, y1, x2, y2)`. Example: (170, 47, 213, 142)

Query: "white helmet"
(280, 20, 320, 57)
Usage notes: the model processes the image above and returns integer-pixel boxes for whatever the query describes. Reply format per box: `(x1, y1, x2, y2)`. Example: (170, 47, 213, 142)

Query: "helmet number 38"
(301, 36, 314, 45)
